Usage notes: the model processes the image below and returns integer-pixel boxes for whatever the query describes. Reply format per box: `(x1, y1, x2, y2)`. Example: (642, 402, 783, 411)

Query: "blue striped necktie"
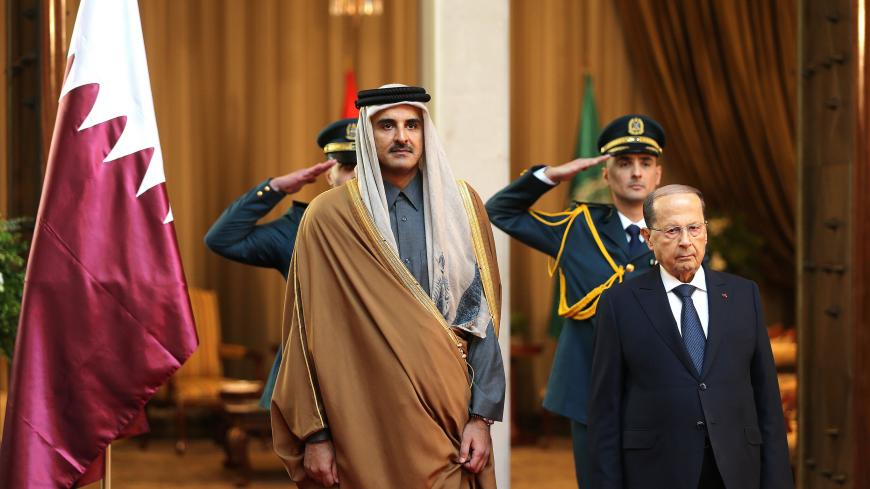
(674, 284, 706, 375)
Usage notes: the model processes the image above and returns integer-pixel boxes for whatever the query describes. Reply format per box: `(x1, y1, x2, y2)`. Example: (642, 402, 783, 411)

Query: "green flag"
(548, 74, 607, 337)
(570, 75, 608, 200)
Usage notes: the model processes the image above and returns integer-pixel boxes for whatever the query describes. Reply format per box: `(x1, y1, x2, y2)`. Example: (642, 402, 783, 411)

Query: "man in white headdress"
(270, 85, 505, 488)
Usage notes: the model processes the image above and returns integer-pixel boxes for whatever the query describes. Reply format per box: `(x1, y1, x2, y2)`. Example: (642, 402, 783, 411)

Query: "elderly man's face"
(372, 105, 424, 186)
(603, 153, 661, 205)
(642, 193, 707, 282)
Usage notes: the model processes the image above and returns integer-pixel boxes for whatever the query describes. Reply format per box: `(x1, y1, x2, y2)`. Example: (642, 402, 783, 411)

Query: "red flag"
(0, 0, 198, 487)
(342, 70, 359, 118)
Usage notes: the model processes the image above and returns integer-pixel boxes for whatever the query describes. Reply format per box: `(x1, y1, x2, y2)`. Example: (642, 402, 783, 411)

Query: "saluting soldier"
(485, 115, 665, 488)
(204, 117, 359, 406)
(205, 118, 358, 278)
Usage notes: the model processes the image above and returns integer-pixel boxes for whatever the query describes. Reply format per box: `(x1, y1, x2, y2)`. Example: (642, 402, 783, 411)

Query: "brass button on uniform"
(256, 191, 263, 197)
(626, 263, 635, 272)
(264, 185, 271, 192)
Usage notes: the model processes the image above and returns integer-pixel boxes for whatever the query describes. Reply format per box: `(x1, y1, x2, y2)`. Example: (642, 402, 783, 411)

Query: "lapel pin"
(721, 292, 728, 300)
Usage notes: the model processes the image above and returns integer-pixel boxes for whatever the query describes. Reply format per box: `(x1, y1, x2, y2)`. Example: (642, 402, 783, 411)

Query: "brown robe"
(271, 179, 501, 489)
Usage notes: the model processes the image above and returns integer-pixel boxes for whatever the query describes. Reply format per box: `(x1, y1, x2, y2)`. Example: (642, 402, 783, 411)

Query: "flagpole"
(100, 444, 112, 489)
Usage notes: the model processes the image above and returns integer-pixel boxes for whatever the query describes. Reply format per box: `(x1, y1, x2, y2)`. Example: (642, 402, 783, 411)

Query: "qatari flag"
(0, 0, 198, 486)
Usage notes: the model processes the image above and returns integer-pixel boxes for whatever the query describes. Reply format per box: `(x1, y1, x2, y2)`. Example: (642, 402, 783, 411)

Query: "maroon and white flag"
(0, 0, 198, 486)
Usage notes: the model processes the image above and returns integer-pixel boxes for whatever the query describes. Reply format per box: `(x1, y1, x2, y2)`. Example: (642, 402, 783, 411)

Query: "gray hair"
(643, 184, 706, 227)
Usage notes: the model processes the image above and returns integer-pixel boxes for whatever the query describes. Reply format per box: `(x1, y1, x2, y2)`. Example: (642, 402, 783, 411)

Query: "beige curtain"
(613, 0, 797, 289)
(509, 0, 667, 409)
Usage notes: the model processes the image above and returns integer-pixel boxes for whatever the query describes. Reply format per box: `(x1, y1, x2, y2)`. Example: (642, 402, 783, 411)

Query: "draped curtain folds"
(614, 0, 797, 287)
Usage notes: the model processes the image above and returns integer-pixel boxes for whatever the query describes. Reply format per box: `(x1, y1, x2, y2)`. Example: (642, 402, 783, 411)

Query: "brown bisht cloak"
(271, 179, 502, 489)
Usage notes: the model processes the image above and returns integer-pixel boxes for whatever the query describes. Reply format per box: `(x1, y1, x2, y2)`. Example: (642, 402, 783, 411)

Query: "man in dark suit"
(486, 115, 665, 486)
(588, 184, 792, 489)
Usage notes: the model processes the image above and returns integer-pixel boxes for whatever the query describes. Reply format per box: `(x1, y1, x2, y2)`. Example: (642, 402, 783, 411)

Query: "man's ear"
(641, 228, 653, 249)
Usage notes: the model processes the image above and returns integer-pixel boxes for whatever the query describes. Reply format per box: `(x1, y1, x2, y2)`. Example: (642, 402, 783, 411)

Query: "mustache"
(389, 143, 414, 153)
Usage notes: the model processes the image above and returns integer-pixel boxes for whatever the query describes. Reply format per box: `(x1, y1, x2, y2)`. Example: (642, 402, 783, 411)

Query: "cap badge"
(628, 117, 644, 136)
(346, 122, 358, 141)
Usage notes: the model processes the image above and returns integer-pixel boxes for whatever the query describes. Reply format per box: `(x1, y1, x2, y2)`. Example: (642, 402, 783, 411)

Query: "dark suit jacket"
(588, 267, 793, 489)
(486, 166, 655, 423)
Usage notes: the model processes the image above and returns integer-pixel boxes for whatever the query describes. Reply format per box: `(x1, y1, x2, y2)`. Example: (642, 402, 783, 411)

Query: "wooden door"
(798, 0, 870, 487)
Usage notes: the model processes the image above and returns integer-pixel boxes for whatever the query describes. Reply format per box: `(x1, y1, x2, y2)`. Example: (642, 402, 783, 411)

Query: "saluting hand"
(303, 439, 340, 487)
(543, 154, 610, 183)
(269, 160, 337, 195)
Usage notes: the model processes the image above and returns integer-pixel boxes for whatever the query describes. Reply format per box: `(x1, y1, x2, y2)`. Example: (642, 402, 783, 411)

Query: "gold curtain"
(135, 0, 418, 356)
(613, 0, 797, 288)
(510, 0, 663, 407)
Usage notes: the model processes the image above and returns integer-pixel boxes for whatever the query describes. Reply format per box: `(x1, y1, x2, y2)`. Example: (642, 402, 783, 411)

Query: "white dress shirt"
(533, 167, 646, 244)
(660, 266, 709, 338)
